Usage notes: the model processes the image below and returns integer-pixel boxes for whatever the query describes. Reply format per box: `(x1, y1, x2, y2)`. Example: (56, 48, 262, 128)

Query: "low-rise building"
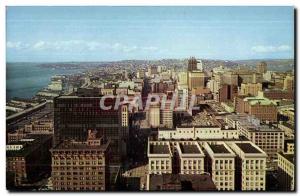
(6, 135, 52, 187)
(146, 174, 216, 191)
(24, 119, 53, 134)
(158, 126, 239, 140)
(7, 128, 28, 143)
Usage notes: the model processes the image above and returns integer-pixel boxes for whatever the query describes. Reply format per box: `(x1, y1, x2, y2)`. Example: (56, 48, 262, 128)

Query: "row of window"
(53, 176, 103, 180)
(215, 160, 234, 164)
(52, 161, 103, 165)
(53, 156, 103, 160)
(54, 182, 103, 186)
(52, 166, 103, 170)
(52, 171, 103, 176)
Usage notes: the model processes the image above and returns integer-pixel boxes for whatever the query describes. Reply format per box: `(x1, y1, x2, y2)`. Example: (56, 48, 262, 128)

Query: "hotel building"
(51, 131, 110, 191)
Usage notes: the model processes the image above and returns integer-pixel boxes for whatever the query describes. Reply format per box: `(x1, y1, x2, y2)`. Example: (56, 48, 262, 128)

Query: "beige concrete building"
(240, 83, 262, 96)
(24, 119, 53, 133)
(283, 75, 294, 92)
(226, 114, 284, 169)
(137, 70, 145, 79)
(100, 88, 114, 95)
(148, 103, 160, 128)
(188, 71, 205, 90)
(228, 141, 267, 191)
(175, 88, 189, 111)
(160, 101, 173, 128)
(148, 141, 172, 175)
(277, 152, 294, 191)
(177, 71, 188, 86)
(158, 126, 239, 140)
(148, 139, 268, 191)
(203, 142, 236, 191)
(286, 143, 294, 154)
(176, 141, 205, 174)
(256, 62, 267, 74)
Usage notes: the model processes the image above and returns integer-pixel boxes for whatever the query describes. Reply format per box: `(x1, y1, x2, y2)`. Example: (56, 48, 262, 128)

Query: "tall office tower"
(256, 61, 267, 74)
(197, 59, 204, 72)
(233, 69, 263, 85)
(148, 66, 158, 75)
(218, 84, 238, 102)
(187, 57, 199, 71)
(137, 69, 145, 79)
(283, 75, 294, 92)
(147, 102, 160, 128)
(176, 88, 189, 111)
(203, 142, 236, 191)
(228, 141, 267, 191)
(177, 72, 188, 86)
(188, 71, 205, 90)
(51, 131, 110, 191)
(222, 71, 239, 86)
(160, 100, 173, 128)
(53, 96, 129, 164)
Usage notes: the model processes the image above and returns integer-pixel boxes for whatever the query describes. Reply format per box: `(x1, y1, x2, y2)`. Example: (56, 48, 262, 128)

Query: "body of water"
(6, 63, 85, 101)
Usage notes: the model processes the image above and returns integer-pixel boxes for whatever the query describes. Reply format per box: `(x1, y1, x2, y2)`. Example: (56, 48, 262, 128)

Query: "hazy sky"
(6, 6, 294, 62)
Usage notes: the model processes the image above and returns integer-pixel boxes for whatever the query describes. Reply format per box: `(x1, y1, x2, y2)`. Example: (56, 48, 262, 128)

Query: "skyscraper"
(187, 57, 199, 72)
(256, 62, 267, 74)
(53, 96, 128, 164)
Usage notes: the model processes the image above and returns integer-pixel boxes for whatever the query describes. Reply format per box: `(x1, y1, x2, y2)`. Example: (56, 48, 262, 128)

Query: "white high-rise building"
(197, 59, 203, 72)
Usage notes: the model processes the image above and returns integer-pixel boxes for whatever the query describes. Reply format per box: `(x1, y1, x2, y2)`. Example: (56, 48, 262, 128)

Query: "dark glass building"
(53, 96, 129, 164)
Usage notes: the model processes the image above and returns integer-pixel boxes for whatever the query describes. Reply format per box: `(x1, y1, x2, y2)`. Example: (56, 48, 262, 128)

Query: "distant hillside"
(233, 59, 294, 71)
(34, 58, 294, 72)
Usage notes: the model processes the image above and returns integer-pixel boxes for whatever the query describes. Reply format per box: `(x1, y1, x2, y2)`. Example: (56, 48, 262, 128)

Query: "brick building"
(51, 130, 110, 191)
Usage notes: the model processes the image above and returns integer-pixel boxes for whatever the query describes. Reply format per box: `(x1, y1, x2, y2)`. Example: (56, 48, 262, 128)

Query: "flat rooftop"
(279, 152, 294, 164)
(247, 124, 283, 132)
(149, 174, 216, 191)
(7, 134, 52, 157)
(150, 144, 169, 154)
(179, 143, 200, 154)
(236, 143, 260, 154)
(52, 139, 109, 151)
(210, 144, 229, 154)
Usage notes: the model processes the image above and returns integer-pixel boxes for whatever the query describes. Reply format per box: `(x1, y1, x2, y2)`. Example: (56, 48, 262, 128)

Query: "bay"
(6, 63, 85, 101)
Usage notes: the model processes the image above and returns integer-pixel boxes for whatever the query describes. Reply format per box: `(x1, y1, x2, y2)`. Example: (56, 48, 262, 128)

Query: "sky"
(6, 6, 294, 62)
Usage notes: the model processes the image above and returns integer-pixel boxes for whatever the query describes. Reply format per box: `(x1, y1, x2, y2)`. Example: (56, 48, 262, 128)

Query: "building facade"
(54, 96, 128, 164)
(51, 132, 110, 191)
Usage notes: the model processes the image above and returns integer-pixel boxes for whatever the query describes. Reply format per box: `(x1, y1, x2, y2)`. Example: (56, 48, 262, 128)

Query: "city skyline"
(6, 6, 295, 192)
(6, 6, 294, 62)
